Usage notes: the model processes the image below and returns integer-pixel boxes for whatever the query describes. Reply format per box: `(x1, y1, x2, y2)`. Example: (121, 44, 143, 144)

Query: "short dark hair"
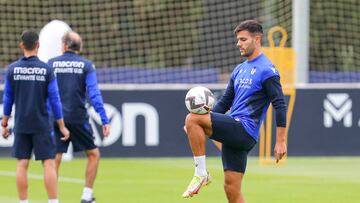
(21, 30, 39, 50)
(62, 31, 82, 52)
(234, 20, 263, 35)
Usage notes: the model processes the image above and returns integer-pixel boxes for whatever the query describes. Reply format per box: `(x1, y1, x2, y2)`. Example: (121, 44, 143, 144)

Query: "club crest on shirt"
(251, 67, 256, 75)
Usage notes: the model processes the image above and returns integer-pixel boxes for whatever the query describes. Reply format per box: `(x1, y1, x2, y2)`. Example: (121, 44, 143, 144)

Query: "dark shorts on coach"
(12, 132, 56, 160)
(54, 122, 97, 153)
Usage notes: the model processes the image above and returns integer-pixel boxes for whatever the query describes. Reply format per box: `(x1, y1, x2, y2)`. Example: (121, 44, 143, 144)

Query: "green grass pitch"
(0, 157, 359, 203)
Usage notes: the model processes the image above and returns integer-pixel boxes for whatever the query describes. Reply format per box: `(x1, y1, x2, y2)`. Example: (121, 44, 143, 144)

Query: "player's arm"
(2, 78, 14, 139)
(263, 76, 287, 163)
(208, 78, 235, 150)
(212, 78, 235, 113)
(48, 78, 70, 140)
(86, 70, 110, 137)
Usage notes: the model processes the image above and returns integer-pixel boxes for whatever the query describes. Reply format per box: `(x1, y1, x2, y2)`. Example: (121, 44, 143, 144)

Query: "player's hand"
(274, 141, 287, 163)
(1, 127, 10, 139)
(102, 124, 110, 137)
(59, 126, 70, 141)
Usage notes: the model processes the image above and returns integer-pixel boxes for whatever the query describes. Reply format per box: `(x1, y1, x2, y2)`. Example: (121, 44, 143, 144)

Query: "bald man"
(48, 31, 110, 203)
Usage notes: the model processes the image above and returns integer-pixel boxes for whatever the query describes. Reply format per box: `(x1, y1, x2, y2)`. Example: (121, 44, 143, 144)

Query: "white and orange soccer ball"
(185, 86, 215, 114)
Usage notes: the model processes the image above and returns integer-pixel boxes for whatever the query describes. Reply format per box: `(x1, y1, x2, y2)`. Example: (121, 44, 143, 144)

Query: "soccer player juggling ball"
(2, 30, 70, 203)
(182, 20, 287, 203)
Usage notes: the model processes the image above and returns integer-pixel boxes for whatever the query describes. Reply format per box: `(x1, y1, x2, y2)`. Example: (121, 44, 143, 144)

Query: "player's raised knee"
(185, 113, 202, 127)
(185, 113, 194, 126)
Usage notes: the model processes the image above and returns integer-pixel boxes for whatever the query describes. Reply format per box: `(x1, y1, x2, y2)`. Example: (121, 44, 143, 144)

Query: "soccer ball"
(185, 86, 215, 114)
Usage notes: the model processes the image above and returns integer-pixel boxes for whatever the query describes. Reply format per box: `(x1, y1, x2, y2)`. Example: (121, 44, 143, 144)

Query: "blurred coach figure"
(2, 30, 70, 203)
(48, 31, 110, 203)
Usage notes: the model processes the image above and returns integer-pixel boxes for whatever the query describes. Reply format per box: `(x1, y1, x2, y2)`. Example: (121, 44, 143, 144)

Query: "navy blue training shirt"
(48, 51, 109, 125)
(212, 53, 287, 141)
(3, 56, 63, 133)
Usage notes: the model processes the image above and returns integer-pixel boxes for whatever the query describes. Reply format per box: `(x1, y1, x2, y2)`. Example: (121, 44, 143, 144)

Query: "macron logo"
(14, 67, 47, 75)
(323, 93, 352, 128)
(53, 61, 85, 68)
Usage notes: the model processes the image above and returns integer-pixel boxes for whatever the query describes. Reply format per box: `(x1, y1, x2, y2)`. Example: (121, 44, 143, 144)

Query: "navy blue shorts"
(12, 132, 56, 161)
(210, 112, 256, 173)
(55, 122, 97, 153)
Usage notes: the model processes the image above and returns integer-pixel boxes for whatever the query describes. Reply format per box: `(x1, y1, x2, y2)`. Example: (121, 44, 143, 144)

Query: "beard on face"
(240, 47, 253, 57)
(240, 41, 255, 57)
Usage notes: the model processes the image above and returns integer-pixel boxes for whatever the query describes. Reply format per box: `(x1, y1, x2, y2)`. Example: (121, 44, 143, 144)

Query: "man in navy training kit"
(182, 20, 288, 203)
(1, 30, 70, 203)
(48, 31, 110, 203)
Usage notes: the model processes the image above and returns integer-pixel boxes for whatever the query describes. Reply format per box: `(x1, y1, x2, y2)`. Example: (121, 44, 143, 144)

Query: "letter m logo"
(323, 93, 352, 128)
